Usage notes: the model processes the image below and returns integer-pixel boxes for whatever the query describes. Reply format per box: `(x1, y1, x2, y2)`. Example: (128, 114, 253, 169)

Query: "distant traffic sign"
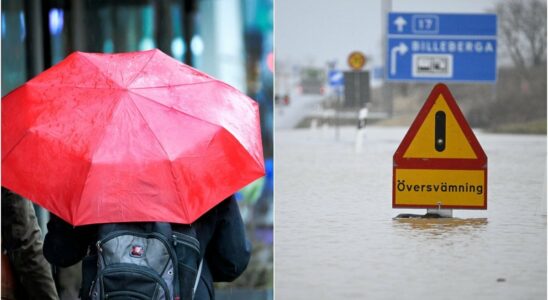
(343, 71, 370, 108)
(393, 83, 487, 209)
(386, 13, 497, 82)
(348, 51, 367, 70)
(328, 70, 344, 87)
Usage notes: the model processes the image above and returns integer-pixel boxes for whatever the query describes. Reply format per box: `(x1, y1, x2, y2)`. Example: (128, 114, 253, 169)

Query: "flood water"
(275, 126, 546, 299)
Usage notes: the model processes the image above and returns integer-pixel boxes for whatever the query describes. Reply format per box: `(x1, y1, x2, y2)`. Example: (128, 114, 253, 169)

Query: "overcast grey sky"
(275, 0, 501, 69)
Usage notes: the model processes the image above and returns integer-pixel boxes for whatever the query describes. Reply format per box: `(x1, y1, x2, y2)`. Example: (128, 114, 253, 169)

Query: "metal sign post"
(328, 71, 344, 141)
(335, 90, 340, 140)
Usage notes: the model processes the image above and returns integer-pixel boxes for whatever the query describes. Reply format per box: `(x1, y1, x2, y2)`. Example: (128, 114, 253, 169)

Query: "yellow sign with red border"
(393, 83, 487, 209)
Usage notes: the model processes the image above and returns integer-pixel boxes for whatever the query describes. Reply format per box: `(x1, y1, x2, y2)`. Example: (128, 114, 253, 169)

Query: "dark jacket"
(1, 187, 59, 300)
(43, 196, 251, 300)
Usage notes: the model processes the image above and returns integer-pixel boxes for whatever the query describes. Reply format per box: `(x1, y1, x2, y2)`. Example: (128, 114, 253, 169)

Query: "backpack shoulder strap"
(193, 258, 204, 296)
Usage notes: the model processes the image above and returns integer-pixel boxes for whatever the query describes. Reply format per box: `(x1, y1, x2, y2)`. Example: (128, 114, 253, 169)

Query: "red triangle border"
(393, 83, 487, 169)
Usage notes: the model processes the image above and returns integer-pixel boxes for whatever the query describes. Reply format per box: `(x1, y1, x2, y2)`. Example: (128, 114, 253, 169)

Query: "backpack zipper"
(172, 234, 200, 253)
(98, 263, 172, 299)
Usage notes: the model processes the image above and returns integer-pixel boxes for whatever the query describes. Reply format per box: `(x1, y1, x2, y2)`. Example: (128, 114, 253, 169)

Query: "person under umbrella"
(44, 195, 250, 300)
(2, 49, 265, 300)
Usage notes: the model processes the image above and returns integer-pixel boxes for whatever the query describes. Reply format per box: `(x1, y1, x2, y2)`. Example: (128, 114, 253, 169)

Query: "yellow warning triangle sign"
(404, 93, 476, 159)
(394, 83, 486, 166)
(393, 84, 488, 210)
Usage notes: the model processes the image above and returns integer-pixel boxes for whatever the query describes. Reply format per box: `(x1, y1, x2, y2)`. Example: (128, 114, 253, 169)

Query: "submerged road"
(275, 93, 325, 130)
(275, 125, 546, 299)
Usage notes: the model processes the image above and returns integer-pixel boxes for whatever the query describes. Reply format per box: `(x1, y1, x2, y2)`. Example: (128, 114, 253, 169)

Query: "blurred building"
(1, 0, 273, 298)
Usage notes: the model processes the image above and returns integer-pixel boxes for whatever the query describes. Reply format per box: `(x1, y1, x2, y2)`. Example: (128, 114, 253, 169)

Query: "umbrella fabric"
(2, 49, 265, 226)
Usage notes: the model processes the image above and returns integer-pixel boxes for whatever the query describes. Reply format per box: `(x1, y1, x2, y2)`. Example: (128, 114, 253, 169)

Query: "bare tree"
(495, 0, 547, 75)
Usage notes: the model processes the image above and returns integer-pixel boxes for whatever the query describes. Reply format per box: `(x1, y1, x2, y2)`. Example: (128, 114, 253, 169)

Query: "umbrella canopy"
(2, 49, 265, 226)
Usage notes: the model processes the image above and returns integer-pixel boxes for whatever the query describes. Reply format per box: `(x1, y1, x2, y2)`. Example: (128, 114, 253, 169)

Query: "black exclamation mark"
(435, 111, 446, 152)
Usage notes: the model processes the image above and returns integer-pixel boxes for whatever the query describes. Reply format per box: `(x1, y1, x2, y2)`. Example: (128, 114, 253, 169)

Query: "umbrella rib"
(127, 90, 223, 128)
(71, 156, 94, 225)
(129, 80, 217, 89)
(125, 92, 191, 221)
(77, 53, 124, 89)
(25, 83, 125, 90)
(73, 92, 127, 224)
(1, 130, 31, 163)
(125, 50, 157, 88)
(127, 90, 263, 169)
(125, 93, 173, 159)
(2, 129, 93, 225)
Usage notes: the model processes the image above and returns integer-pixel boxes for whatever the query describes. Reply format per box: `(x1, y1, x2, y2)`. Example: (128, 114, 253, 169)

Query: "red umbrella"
(2, 49, 265, 226)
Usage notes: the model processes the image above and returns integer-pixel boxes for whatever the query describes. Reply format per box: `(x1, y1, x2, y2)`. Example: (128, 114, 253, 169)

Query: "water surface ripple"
(275, 127, 546, 300)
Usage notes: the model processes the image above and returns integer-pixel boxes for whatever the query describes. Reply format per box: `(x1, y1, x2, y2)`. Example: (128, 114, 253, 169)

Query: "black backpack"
(80, 222, 203, 300)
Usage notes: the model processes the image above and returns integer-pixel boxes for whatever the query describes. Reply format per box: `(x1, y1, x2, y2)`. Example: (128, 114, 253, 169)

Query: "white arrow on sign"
(331, 72, 343, 81)
(390, 42, 409, 76)
(394, 16, 407, 32)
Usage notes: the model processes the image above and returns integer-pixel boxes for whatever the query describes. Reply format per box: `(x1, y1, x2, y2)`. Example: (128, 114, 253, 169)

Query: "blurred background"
(1, 0, 272, 299)
(275, 0, 546, 133)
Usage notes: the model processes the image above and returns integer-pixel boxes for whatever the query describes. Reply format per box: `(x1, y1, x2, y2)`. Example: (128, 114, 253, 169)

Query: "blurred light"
(266, 52, 274, 73)
(48, 8, 64, 36)
(191, 35, 204, 56)
(234, 191, 243, 202)
(19, 12, 26, 41)
(171, 37, 185, 61)
(265, 158, 273, 179)
(2, 13, 6, 39)
(103, 39, 114, 53)
(139, 37, 155, 50)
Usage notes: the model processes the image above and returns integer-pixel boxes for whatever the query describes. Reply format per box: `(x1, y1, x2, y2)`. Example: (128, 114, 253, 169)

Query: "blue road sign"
(387, 13, 497, 82)
(328, 70, 344, 87)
